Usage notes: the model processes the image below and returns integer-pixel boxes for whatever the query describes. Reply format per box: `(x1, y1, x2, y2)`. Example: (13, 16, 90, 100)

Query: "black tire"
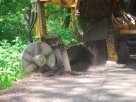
(117, 41, 129, 63)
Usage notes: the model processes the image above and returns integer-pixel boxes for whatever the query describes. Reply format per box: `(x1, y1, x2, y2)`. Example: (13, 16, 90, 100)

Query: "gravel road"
(0, 58, 136, 102)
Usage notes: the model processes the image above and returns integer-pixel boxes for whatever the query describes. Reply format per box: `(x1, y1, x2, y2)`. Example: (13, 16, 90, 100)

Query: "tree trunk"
(23, 5, 31, 26)
(23, 5, 31, 37)
(63, 8, 71, 28)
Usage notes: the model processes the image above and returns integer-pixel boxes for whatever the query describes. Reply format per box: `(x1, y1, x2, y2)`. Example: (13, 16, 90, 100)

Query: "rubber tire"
(117, 41, 129, 63)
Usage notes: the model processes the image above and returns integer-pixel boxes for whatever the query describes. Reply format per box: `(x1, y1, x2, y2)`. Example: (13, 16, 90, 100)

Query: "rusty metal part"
(43, 35, 64, 47)
(52, 48, 64, 74)
(21, 42, 56, 74)
(111, 13, 129, 29)
(52, 47, 71, 72)
(44, 35, 71, 71)
(106, 28, 118, 62)
(111, 13, 136, 31)
(67, 44, 82, 61)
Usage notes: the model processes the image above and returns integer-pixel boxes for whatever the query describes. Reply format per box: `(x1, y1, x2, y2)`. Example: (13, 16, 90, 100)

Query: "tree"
(0, 0, 30, 41)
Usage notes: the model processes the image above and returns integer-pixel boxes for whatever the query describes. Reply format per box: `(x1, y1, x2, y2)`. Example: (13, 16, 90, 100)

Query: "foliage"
(0, 0, 30, 41)
(0, 38, 28, 89)
(0, 1, 30, 89)
(46, 4, 77, 45)
(47, 20, 77, 45)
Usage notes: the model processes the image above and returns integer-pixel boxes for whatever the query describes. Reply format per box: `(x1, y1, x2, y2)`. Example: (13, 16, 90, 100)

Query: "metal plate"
(77, 18, 108, 42)
(80, 0, 114, 17)
(21, 42, 56, 74)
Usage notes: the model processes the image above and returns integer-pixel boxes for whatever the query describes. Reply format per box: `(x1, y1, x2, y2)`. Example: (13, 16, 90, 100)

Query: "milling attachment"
(21, 42, 56, 74)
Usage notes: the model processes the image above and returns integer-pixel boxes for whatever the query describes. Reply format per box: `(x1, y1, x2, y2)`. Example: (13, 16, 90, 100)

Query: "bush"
(47, 19, 77, 45)
(0, 38, 28, 89)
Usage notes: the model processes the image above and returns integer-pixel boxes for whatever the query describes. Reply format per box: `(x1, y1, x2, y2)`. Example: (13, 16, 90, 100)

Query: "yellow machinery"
(22, 0, 136, 74)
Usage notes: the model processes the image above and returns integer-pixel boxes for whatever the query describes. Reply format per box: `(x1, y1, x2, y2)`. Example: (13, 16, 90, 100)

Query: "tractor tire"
(117, 41, 129, 63)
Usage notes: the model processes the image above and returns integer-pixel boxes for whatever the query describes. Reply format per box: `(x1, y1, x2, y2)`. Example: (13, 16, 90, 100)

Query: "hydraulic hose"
(28, 4, 37, 43)
(28, 12, 34, 43)
(30, 12, 34, 30)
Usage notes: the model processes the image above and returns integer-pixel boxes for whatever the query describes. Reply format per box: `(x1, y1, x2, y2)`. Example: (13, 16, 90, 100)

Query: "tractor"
(21, 0, 136, 75)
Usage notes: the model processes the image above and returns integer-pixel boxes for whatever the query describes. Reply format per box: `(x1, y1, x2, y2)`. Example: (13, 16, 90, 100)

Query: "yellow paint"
(38, 58, 44, 65)
(71, 7, 75, 31)
(106, 29, 118, 62)
(34, 2, 46, 42)
(119, 30, 136, 34)
(40, 0, 73, 7)
(75, 0, 80, 9)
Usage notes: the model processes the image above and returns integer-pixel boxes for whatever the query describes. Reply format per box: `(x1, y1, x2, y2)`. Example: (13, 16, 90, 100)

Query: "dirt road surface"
(0, 58, 136, 102)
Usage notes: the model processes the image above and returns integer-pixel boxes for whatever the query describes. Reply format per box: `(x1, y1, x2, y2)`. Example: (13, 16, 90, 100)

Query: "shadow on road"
(123, 57, 136, 70)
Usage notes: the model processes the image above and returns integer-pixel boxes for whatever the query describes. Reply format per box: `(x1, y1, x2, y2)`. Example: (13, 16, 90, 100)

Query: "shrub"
(0, 38, 28, 89)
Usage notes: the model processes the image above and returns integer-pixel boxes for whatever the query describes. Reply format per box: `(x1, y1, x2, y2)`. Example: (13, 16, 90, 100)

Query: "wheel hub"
(33, 55, 46, 67)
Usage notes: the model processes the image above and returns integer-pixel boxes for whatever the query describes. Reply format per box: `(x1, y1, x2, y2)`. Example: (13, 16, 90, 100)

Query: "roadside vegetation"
(0, 1, 77, 89)
(0, 39, 28, 89)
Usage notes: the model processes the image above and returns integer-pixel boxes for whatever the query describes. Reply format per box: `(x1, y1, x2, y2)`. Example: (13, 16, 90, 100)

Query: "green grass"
(0, 38, 28, 90)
